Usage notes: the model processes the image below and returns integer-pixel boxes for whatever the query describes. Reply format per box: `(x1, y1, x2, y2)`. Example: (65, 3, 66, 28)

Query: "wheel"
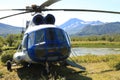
(6, 60, 12, 71)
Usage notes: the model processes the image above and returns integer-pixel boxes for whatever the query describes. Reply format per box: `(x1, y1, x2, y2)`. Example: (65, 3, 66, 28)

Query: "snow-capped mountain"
(59, 18, 104, 35)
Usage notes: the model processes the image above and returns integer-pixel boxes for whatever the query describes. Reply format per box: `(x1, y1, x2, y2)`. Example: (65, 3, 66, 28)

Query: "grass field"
(1, 54, 120, 80)
(71, 41, 120, 48)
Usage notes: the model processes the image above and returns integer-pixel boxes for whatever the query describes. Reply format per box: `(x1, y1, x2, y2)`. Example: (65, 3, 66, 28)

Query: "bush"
(0, 42, 3, 53)
(13, 40, 21, 49)
(0, 50, 15, 64)
(0, 72, 3, 78)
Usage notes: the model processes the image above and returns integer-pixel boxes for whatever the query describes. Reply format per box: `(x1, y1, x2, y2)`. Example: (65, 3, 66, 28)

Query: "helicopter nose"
(34, 45, 60, 58)
(33, 42, 70, 61)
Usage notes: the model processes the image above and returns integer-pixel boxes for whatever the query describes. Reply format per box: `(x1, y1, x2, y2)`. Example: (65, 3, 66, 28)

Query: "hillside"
(78, 22, 120, 36)
(59, 18, 120, 36)
(59, 18, 103, 35)
(0, 23, 23, 36)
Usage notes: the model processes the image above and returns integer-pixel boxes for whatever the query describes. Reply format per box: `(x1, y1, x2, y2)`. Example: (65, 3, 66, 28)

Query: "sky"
(0, 0, 120, 27)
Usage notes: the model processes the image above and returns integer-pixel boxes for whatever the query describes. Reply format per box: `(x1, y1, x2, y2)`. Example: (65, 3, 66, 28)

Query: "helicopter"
(1, 0, 120, 73)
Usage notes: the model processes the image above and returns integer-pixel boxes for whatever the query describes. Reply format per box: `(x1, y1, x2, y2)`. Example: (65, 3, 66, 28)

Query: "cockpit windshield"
(27, 27, 71, 60)
(35, 28, 67, 44)
(35, 29, 45, 44)
(46, 28, 56, 41)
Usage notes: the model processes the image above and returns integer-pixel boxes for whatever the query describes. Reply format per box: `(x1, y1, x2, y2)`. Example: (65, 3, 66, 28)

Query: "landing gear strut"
(45, 62, 50, 74)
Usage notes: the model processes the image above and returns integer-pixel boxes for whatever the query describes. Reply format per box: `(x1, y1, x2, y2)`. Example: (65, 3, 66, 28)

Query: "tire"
(6, 60, 12, 71)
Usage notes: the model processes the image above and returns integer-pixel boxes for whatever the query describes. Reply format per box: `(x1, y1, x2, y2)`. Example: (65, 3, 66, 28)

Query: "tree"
(0, 36, 5, 52)
(6, 34, 15, 46)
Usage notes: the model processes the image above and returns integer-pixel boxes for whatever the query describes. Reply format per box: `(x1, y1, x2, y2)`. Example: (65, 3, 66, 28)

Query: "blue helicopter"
(1, 0, 120, 73)
(0, 0, 84, 73)
(13, 13, 71, 65)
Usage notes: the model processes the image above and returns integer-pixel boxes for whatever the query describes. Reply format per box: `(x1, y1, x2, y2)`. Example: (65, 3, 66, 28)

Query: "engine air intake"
(32, 14, 44, 25)
(45, 14, 55, 24)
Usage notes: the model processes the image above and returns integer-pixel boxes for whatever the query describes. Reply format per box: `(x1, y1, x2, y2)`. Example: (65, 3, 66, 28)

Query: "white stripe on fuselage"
(25, 24, 57, 34)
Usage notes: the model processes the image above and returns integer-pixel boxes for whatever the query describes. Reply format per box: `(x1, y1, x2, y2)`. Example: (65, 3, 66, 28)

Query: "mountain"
(59, 18, 120, 36)
(0, 23, 23, 36)
(1, 19, 120, 37)
(77, 22, 120, 36)
(59, 18, 103, 35)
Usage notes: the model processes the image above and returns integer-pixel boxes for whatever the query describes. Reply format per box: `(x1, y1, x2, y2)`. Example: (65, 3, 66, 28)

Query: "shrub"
(1, 46, 15, 51)
(0, 72, 3, 78)
(13, 40, 21, 49)
(0, 50, 15, 64)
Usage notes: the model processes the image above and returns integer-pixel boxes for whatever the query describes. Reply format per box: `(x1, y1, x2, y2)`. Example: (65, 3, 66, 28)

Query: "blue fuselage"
(22, 27, 71, 63)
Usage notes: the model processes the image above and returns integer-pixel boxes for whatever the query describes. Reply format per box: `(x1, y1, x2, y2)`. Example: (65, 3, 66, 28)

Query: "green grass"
(71, 41, 120, 48)
(71, 54, 120, 70)
(71, 54, 120, 63)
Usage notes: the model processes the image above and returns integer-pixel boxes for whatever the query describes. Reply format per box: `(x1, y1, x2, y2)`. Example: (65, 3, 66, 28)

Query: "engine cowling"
(32, 14, 44, 25)
(32, 14, 55, 25)
(45, 14, 55, 24)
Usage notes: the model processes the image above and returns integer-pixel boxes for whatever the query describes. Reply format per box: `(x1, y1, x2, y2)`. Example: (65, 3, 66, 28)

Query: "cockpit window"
(35, 29, 45, 44)
(46, 28, 56, 41)
(35, 28, 68, 44)
(56, 29, 66, 41)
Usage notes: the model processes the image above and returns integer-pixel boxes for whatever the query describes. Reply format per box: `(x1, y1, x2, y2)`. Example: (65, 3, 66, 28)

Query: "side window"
(28, 32, 35, 48)
(64, 32, 71, 46)
(22, 34, 28, 50)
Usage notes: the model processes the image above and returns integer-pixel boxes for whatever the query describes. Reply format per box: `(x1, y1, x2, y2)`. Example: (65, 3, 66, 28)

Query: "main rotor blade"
(40, 0, 61, 9)
(43, 9, 120, 14)
(0, 11, 30, 20)
(0, 9, 26, 11)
